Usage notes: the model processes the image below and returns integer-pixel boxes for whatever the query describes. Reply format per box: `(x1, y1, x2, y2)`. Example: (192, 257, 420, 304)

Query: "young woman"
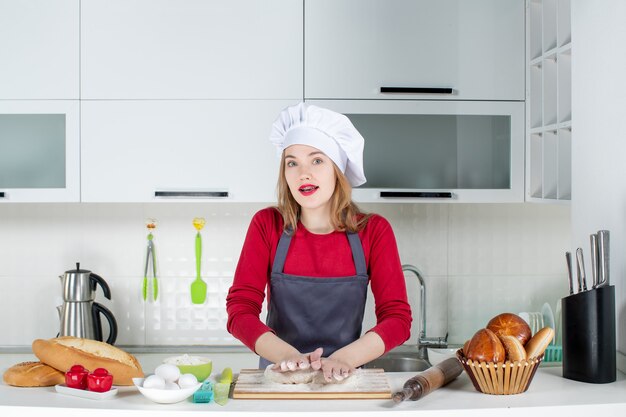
(226, 103, 412, 382)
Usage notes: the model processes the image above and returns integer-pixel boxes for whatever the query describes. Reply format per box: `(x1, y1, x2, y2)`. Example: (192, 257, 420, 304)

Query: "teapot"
(57, 263, 118, 345)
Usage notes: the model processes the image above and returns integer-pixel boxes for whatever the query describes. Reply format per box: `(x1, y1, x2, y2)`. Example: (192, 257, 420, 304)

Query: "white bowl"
(427, 347, 460, 366)
(132, 378, 202, 404)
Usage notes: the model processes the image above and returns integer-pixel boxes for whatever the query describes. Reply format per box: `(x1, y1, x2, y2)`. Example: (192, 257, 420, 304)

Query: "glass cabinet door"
(350, 114, 511, 189)
(0, 101, 79, 202)
(308, 100, 524, 203)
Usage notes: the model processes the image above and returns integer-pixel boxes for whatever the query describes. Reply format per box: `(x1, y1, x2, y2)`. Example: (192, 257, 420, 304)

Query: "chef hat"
(269, 102, 366, 187)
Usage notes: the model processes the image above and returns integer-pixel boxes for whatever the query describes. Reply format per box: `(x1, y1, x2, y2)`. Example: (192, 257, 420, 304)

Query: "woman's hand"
(319, 356, 355, 382)
(271, 347, 323, 372)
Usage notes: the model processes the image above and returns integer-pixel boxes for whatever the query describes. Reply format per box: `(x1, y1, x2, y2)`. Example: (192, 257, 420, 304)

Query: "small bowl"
(456, 349, 543, 395)
(163, 355, 213, 382)
(427, 347, 461, 366)
(133, 378, 202, 404)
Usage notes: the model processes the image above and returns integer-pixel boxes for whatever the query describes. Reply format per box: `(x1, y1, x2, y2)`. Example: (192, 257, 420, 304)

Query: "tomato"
(65, 364, 89, 390)
(87, 368, 113, 392)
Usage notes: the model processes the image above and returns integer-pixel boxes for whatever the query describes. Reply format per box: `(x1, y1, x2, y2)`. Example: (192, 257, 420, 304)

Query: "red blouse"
(226, 207, 412, 354)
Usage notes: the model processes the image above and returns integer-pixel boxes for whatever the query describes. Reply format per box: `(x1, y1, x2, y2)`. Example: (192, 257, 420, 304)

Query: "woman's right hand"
(271, 347, 323, 372)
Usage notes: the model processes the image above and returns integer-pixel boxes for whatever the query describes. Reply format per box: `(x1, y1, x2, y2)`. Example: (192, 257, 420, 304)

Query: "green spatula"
(191, 218, 207, 304)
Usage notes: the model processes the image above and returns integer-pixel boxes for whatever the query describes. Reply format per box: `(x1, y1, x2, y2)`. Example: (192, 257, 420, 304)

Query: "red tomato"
(87, 368, 113, 392)
(65, 364, 89, 390)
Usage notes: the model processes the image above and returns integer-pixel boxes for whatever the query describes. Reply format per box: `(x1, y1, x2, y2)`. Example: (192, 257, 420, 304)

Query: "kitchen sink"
(362, 350, 431, 372)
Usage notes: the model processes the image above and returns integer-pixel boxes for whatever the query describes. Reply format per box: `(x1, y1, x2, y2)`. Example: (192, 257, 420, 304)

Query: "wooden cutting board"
(232, 368, 391, 399)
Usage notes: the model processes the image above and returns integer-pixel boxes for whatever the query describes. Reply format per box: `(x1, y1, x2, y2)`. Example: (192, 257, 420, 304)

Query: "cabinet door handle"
(154, 191, 229, 198)
(380, 191, 453, 199)
(380, 87, 454, 94)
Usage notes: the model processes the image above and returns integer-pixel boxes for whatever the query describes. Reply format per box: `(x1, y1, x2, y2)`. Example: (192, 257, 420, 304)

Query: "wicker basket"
(456, 349, 543, 395)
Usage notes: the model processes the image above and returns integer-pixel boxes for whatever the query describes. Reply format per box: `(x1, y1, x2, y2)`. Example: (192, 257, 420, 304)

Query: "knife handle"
(597, 230, 610, 286)
(565, 252, 574, 295)
(590, 234, 599, 288)
(575, 248, 587, 292)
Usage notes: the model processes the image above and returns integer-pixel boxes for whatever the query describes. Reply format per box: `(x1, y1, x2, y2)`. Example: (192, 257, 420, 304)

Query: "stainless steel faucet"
(402, 264, 448, 359)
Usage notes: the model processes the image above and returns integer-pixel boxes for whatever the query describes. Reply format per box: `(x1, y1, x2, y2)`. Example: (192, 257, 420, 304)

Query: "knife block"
(561, 285, 616, 383)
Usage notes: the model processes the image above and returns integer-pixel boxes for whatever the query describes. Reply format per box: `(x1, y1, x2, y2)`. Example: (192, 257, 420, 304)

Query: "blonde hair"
(276, 155, 370, 233)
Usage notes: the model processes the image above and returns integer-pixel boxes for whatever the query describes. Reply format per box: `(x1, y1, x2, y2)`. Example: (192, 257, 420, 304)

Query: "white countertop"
(2, 352, 626, 417)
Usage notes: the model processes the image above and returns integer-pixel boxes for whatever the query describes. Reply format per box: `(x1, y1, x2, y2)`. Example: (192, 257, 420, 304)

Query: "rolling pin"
(392, 358, 463, 402)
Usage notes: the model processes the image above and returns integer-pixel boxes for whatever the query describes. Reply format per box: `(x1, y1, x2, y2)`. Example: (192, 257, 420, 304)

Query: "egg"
(177, 373, 198, 389)
(164, 381, 180, 390)
(155, 363, 181, 383)
(142, 374, 165, 389)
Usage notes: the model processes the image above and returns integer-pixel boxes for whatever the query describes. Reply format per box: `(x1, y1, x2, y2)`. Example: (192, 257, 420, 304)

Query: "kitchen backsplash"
(0, 203, 570, 348)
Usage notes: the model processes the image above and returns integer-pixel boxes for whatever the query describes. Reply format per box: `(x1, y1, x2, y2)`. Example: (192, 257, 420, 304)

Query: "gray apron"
(259, 230, 369, 368)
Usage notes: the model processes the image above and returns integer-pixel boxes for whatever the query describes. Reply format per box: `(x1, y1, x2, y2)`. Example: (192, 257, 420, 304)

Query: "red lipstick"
(298, 184, 319, 196)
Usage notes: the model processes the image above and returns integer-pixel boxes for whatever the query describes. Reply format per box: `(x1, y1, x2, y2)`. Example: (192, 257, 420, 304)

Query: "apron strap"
(271, 231, 292, 274)
(271, 230, 368, 276)
(347, 232, 368, 276)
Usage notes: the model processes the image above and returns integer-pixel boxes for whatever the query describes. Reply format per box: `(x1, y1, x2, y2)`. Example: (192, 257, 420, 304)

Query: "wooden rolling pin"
(392, 358, 463, 402)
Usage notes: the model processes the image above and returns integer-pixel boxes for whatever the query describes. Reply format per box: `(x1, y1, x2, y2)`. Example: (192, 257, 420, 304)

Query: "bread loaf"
(499, 335, 527, 361)
(32, 337, 143, 385)
(3, 361, 65, 387)
(525, 327, 554, 359)
(486, 313, 532, 345)
(466, 328, 506, 363)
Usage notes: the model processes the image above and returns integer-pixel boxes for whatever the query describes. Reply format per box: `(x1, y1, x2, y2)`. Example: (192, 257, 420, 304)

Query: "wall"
(572, 0, 626, 371)
(0, 203, 569, 348)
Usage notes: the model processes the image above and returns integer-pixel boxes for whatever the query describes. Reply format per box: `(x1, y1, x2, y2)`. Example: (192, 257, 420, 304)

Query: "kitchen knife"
(590, 234, 599, 288)
(597, 230, 610, 287)
(565, 251, 574, 295)
(575, 248, 587, 292)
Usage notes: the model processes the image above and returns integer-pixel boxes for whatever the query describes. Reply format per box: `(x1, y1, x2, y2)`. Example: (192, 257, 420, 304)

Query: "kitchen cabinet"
(81, 0, 302, 100)
(309, 100, 525, 203)
(0, 0, 79, 99)
(0, 100, 80, 202)
(527, 0, 572, 202)
(81, 100, 296, 202)
(305, 0, 525, 101)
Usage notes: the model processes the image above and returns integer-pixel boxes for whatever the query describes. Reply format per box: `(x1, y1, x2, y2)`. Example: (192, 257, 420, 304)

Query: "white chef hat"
(269, 102, 366, 187)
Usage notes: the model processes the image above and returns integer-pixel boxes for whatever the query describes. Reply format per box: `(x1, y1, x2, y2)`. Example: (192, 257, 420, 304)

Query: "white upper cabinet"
(81, 100, 295, 202)
(305, 0, 525, 101)
(310, 100, 525, 203)
(0, 0, 79, 99)
(81, 0, 303, 99)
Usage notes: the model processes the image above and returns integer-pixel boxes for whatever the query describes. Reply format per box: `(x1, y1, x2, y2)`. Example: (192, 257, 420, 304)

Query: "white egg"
(155, 363, 181, 383)
(177, 373, 198, 389)
(164, 381, 180, 390)
(142, 374, 165, 389)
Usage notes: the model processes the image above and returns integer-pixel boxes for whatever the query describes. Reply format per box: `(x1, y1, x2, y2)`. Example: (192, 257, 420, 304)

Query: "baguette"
(3, 361, 65, 387)
(524, 327, 555, 359)
(32, 337, 143, 385)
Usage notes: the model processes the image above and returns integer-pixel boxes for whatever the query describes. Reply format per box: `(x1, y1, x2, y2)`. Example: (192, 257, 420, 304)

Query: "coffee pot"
(57, 263, 118, 345)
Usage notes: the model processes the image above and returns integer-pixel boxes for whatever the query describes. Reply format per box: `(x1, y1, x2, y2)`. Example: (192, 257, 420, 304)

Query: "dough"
(264, 365, 318, 384)
(263, 364, 353, 385)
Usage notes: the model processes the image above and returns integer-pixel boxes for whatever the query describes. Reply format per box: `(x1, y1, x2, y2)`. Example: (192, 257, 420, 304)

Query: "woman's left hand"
(319, 357, 354, 382)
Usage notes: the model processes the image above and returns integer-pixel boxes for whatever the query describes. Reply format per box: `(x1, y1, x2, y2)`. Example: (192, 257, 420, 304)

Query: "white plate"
(554, 300, 562, 345)
(518, 312, 531, 327)
(55, 384, 118, 400)
(542, 302, 555, 336)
